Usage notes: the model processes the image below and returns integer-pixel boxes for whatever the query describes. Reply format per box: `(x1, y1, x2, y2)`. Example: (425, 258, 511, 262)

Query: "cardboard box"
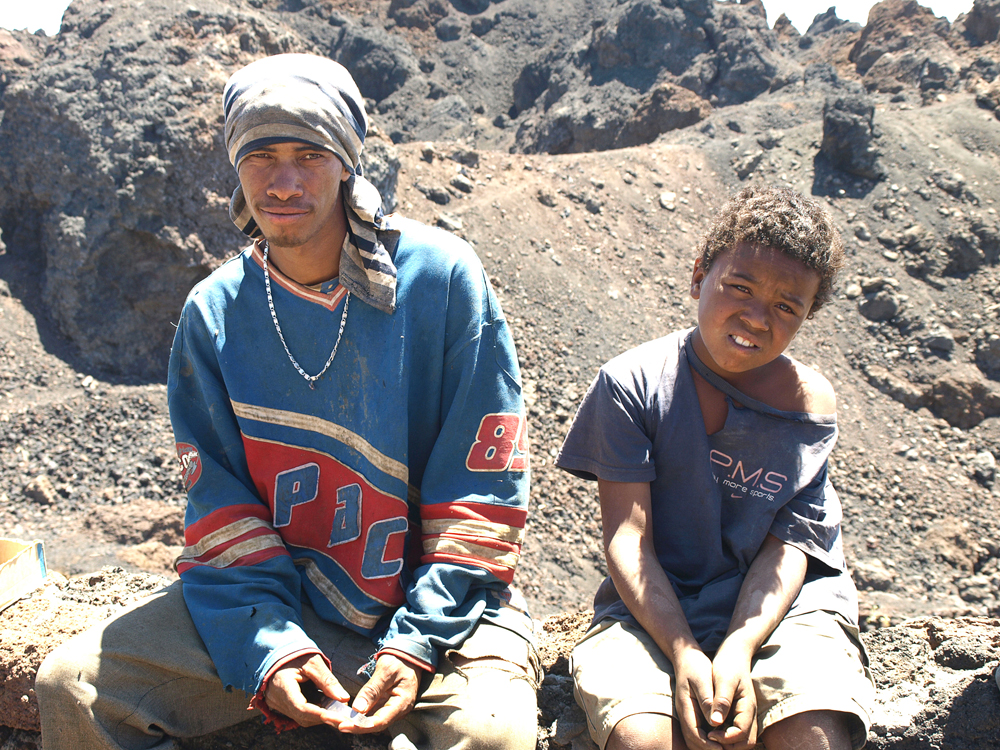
(0, 538, 47, 613)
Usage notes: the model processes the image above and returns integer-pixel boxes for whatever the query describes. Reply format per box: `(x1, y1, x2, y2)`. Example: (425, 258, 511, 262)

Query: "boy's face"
(689, 243, 821, 380)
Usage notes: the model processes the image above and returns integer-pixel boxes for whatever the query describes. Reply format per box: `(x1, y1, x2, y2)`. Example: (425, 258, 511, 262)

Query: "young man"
(36, 54, 538, 750)
(557, 186, 874, 750)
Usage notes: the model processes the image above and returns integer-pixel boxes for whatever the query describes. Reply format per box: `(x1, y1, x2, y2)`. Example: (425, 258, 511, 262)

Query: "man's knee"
(410, 663, 538, 750)
(36, 635, 93, 709)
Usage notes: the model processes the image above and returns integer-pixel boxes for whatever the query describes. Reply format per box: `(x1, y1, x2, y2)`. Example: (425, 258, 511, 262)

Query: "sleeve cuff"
(376, 647, 434, 673)
(376, 634, 438, 671)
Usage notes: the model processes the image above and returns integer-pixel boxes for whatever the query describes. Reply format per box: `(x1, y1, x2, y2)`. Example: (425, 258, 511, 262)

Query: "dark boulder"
(820, 94, 884, 180)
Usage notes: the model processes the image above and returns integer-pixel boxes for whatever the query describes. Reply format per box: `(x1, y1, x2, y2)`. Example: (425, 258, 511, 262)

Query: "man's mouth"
(261, 208, 308, 215)
(731, 334, 759, 349)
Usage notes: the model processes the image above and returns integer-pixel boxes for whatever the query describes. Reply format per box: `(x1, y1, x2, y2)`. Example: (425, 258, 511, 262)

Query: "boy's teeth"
(733, 335, 755, 348)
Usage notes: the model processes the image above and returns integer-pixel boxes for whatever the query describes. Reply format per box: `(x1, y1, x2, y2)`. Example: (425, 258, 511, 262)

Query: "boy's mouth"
(730, 334, 759, 349)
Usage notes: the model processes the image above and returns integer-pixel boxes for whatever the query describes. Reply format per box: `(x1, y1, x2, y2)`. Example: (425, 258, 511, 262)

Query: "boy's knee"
(607, 713, 680, 750)
(761, 709, 852, 750)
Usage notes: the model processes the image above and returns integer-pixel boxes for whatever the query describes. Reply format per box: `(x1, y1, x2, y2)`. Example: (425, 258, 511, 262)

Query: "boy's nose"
(740, 303, 769, 331)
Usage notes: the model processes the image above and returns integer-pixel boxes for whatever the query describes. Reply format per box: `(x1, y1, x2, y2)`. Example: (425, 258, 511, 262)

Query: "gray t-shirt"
(556, 329, 858, 653)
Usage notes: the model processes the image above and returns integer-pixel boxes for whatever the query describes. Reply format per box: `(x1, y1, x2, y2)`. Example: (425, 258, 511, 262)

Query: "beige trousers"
(35, 581, 540, 750)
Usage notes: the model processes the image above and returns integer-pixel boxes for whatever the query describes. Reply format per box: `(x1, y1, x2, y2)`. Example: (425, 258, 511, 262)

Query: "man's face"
(237, 141, 350, 253)
(689, 243, 820, 381)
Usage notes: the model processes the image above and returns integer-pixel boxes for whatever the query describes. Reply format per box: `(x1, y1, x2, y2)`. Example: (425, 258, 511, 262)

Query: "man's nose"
(267, 162, 304, 201)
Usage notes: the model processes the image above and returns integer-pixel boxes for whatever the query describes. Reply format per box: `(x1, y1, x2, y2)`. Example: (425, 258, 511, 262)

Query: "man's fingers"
(339, 655, 419, 734)
(351, 665, 391, 715)
(343, 692, 409, 733)
(300, 658, 350, 703)
(266, 674, 328, 728)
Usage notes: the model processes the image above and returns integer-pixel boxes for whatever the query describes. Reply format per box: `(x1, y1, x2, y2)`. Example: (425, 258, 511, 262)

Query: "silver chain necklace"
(263, 241, 350, 390)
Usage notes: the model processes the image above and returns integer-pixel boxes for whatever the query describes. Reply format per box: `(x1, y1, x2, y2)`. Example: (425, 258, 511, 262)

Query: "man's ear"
(690, 257, 706, 300)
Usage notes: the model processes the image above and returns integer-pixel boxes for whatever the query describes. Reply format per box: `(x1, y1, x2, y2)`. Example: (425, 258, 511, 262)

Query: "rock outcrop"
(0, 0, 401, 378)
(4, 0, 1000, 375)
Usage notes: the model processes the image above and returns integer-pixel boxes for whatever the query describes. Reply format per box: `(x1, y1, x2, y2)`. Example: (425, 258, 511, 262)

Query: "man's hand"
(706, 642, 757, 750)
(338, 653, 421, 734)
(264, 653, 352, 728)
(672, 646, 723, 750)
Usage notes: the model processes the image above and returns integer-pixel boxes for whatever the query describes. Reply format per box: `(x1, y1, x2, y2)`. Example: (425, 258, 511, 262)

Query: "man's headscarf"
(224, 53, 397, 314)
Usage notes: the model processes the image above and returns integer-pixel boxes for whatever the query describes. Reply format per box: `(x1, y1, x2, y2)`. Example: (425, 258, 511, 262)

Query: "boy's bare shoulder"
(766, 356, 836, 415)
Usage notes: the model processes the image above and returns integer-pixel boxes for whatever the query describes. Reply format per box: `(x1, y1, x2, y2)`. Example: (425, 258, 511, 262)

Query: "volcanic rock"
(820, 94, 885, 180)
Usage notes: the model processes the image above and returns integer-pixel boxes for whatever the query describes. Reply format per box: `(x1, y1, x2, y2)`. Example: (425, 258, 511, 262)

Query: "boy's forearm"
(606, 531, 702, 662)
(598, 479, 703, 662)
(719, 533, 807, 658)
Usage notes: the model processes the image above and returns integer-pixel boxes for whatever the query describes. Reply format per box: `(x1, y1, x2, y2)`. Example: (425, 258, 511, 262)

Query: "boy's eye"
(732, 284, 751, 294)
(777, 303, 797, 314)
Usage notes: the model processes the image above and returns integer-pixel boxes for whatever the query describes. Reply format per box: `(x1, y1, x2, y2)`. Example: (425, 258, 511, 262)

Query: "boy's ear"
(690, 257, 706, 300)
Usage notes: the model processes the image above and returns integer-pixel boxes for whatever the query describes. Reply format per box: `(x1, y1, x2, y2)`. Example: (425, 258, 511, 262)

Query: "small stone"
(733, 150, 763, 179)
(845, 283, 862, 299)
(436, 213, 463, 232)
(537, 189, 557, 208)
(883, 250, 900, 261)
(24, 475, 58, 505)
(860, 276, 898, 294)
(450, 174, 474, 194)
(922, 329, 955, 352)
(855, 224, 871, 241)
(852, 559, 895, 591)
(448, 148, 480, 168)
(859, 290, 900, 322)
(757, 129, 783, 149)
(659, 192, 677, 211)
(972, 451, 996, 483)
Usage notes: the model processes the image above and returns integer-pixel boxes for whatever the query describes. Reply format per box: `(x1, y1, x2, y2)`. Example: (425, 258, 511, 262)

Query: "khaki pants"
(572, 611, 874, 750)
(36, 581, 540, 750)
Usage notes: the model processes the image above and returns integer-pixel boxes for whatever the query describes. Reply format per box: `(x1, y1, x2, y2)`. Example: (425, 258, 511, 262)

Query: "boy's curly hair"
(698, 186, 844, 315)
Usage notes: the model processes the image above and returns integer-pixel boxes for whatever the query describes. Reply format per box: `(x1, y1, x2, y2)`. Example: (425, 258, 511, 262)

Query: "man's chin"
(258, 230, 306, 249)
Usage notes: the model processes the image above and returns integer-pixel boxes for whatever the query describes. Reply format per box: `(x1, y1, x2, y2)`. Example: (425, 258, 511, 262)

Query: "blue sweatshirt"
(168, 218, 532, 698)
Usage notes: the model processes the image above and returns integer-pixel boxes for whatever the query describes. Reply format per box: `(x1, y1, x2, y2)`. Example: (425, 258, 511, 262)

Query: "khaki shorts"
(571, 610, 875, 750)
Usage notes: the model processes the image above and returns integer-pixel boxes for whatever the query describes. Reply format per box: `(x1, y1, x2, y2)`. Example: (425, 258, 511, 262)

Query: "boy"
(556, 186, 874, 750)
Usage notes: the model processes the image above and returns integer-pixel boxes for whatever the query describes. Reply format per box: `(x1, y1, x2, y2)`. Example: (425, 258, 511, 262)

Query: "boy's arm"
(598, 479, 724, 750)
(708, 533, 808, 749)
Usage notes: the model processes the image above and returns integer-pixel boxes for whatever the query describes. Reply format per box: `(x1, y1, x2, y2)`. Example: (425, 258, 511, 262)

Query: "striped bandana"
(224, 54, 397, 314)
